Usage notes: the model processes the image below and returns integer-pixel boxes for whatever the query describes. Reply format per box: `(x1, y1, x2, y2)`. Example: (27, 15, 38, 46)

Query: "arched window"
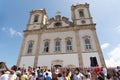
(85, 38, 91, 49)
(66, 40, 72, 51)
(34, 15, 39, 22)
(27, 41, 33, 53)
(79, 11, 84, 17)
(44, 41, 49, 52)
(55, 40, 60, 52)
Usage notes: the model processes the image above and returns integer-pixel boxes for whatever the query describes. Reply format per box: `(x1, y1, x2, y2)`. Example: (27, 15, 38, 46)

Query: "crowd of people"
(0, 62, 120, 80)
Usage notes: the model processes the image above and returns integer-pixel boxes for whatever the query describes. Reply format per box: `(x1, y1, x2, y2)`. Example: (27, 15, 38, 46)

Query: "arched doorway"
(54, 65, 62, 68)
(51, 59, 63, 68)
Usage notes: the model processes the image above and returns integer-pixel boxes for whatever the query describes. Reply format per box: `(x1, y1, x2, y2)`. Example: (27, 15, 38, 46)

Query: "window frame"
(85, 38, 91, 49)
(83, 36, 92, 50)
(33, 14, 39, 22)
(43, 39, 50, 53)
(79, 9, 84, 17)
(54, 38, 61, 52)
(90, 57, 98, 67)
(65, 37, 72, 52)
(27, 40, 34, 54)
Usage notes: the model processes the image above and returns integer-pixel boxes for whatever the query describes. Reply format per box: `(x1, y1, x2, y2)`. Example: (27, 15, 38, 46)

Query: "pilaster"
(33, 31, 43, 67)
(92, 29, 106, 66)
(74, 29, 83, 67)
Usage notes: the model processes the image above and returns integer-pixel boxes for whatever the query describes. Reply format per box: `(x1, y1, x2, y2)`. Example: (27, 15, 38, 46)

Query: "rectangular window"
(86, 45, 91, 49)
(44, 42, 49, 52)
(28, 48, 32, 53)
(85, 38, 92, 50)
(55, 46, 60, 51)
(79, 10, 84, 17)
(27, 42, 33, 54)
(34, 15, 39, 22)
(55, 40, 60, 52)
(67, 44, 72, 50)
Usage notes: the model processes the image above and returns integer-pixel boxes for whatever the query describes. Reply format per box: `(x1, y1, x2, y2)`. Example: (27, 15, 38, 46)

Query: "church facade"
(17, 3, 105, 68)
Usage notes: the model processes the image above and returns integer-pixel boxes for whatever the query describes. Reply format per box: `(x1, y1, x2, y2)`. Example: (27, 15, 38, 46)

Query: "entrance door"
(51, 59, 63, 68)
(54, 65, 62, 68)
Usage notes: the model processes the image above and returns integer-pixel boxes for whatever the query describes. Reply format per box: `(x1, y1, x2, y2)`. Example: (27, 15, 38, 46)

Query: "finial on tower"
(56, 11, 61, 15)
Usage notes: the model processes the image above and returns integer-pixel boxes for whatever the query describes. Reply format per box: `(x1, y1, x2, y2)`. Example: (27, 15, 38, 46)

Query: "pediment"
(46, 15, 73, 28)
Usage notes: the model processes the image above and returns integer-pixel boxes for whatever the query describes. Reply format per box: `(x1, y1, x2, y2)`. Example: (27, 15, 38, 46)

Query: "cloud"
(1, 27, 6, 31)
(105, 44, 120, 67)
(1, 27, 22, 37)
(101, 43, 110, 50)
(9, 28, 22, 37)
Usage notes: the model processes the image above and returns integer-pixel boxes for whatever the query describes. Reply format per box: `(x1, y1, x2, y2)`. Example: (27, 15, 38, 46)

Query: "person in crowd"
(0, 70, 9, 80)
(37, 69, 44, 80)
(55, 68, 59, 75)
(47, 69, 52, 79)
(74, 68, 84, 80)
(84, 70, 91, 80)
(115, 66, 120, 73)
(106, 72, 112, 80)
(21, 70, 28, 80)
(28, 66, 32, 75)
(113, 66, 120, 80)
(29, 72, 36, 80)
(65, 71, 71, 80)
(95, 65, 101, 75)
(101, 66, 107, 80)
(97, 72, 104, 80)
(2, 62, 120, 80)
(0, 62, 17, 80)
(16, 67, 22, 80)
(57, 73, 64, 80)
(44, 73, 51, 80)
(51, 72, 57, 80)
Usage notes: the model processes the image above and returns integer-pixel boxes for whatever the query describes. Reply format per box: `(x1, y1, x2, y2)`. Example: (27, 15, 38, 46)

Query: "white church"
(17, 3, 106, 68)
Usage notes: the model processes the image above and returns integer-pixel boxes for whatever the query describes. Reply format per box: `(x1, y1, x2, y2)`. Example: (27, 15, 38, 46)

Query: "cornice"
(30, 9, 47, 15)
(27, 23, 43, 26)
(82, 50, 98, 53)
(24, 24, 96, 35)
(40, 52, 78, 55)
(73, 17, 93, 20)
(71, 3, 89, 11)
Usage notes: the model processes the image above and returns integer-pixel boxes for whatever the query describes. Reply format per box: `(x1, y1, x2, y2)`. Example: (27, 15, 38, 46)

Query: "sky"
(0, 0, 120, 68)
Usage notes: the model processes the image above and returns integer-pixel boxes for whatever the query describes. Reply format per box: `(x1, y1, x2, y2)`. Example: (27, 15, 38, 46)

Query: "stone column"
(74, 29, 83, 67)
(33, 32, 42, 67)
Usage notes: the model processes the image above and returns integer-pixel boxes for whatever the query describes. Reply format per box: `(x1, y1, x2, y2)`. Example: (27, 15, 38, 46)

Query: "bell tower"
(27, 9, 48, 30)
(71, 3, 106, 67)
(71, 3, 93, 25)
